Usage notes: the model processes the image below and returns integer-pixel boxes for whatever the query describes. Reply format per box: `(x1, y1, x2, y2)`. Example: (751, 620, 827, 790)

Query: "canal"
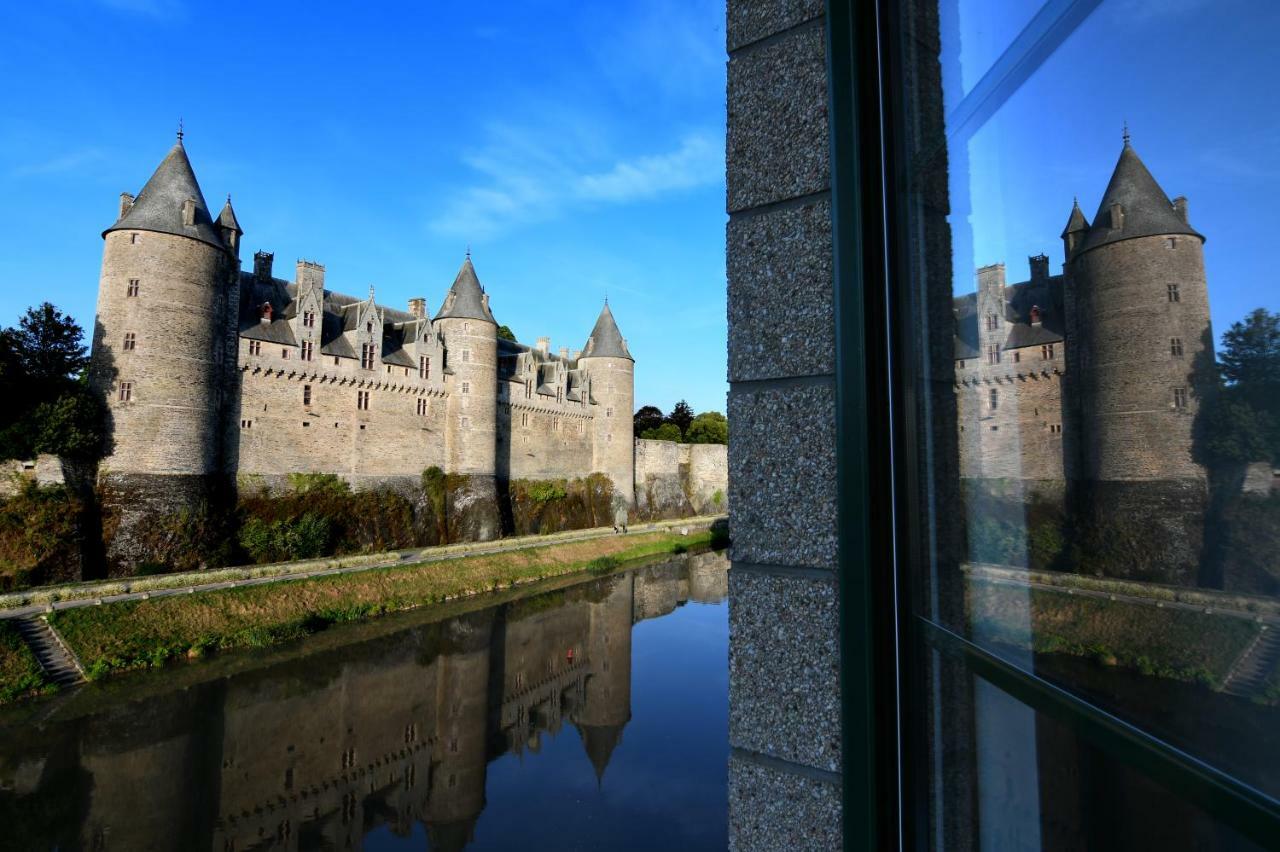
(0, 550, 731, 851)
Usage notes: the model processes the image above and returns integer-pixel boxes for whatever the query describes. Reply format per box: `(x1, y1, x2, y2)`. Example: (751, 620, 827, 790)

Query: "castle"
(954, 138, 1215, 578)
(88, 133, 637, 544)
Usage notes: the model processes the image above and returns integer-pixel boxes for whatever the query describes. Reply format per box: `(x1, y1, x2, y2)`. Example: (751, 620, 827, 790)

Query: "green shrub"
(712, 489, 725, 508)
(286, 472, 350, 495)
(586, 556, 621, 575)
(528, 481, 568, 504)
(0, 482, 84, 590)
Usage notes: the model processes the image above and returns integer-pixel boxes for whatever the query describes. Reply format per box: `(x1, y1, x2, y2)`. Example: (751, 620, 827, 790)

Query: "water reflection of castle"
(0, 554, 728, 852)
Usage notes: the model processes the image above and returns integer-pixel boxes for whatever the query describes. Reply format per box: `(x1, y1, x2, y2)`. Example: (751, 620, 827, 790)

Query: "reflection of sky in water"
(940, 0, 1280, 337)
(365, 580, 729, 851)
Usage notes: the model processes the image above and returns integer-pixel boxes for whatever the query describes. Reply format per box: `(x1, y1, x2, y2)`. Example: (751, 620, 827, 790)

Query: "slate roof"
(104, 140, 225, 250)
(1060, 198, 1089, 237)
(1079, 142, 1202, 253)
(217, 196, 243, 235)
(581, 302, 632, 360)
(953, 275, 1065, 359)
(436, 258, 496, 322)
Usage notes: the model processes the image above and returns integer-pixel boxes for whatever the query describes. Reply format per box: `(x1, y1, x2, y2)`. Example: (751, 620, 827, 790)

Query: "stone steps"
(1223, 627, 1280, 698)
(13, 616, 85, 687)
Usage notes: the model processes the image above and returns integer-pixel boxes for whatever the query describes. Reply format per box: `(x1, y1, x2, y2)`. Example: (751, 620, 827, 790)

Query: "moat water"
(0, 550, 731, 851)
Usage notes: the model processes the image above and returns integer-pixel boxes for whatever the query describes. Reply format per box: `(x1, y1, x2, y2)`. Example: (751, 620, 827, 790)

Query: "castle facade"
(954, 139, 1215, 577)
(88, 135, 635, 542)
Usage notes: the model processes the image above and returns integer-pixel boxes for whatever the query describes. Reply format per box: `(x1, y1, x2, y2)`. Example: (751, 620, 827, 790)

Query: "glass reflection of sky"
(940, 0, 1280, 338)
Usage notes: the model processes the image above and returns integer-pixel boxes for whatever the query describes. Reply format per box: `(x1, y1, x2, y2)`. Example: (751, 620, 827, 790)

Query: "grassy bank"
(0, 621, 50, 702)
(969, 579, 1259, 688)
(50, 530, 711, 682)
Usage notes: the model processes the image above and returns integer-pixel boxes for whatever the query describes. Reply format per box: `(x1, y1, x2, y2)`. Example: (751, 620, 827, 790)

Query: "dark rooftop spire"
(576, 723, 624, 786)
(103, 136, 224, 250)
(177, 117, 184, 142)
(435, 255, 496, 322)
(217, 194, 242, 235)
(1079, 139, 1203, 254)
(1122, 120, 1130, 146)
(581, 300, 632, 360)
(1060, 196, 1089, 237)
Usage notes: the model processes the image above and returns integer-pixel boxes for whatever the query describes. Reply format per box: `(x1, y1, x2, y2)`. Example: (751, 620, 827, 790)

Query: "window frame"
(827, 0, 1280, 848)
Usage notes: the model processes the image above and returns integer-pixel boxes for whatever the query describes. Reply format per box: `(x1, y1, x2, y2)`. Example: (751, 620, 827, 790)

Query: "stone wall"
(725, 1, 843, 847)
(632, 439, 727, 519)
(957, 347, 1065, 482)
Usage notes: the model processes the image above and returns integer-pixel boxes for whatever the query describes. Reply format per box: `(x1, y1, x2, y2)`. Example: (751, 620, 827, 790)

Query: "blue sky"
(942, 0, 1280, 337)
(0, 0, 728, 414)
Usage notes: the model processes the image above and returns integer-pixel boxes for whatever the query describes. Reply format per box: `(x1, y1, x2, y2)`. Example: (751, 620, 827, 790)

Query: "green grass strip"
(48, 531, 711, 683)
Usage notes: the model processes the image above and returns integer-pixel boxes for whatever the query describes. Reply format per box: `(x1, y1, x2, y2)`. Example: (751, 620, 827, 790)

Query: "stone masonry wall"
(725, 1, 843, 847)
(632, 439, 728, 518)
(957, 345, 1065, 482)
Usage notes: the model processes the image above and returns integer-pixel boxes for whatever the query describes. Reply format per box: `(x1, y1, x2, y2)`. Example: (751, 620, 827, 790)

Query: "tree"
(10, 303, 88, 388)
(640, 423, 682, 442)
(666, 399, 694, 437)
(686, 411, 728, 444)
(633, 405, 665, 436)
(496, 324, 517, 342)
(1221, 308, 1280, 410)
(32, 389, 105, 460)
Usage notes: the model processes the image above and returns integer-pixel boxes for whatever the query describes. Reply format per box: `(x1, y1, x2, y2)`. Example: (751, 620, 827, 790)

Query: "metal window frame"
(826, 0, 1280, 849)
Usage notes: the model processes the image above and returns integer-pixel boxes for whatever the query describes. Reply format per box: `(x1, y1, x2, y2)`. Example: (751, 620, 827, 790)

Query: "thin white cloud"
(429, 131, 722, 239)
(10, 148, 105, 178)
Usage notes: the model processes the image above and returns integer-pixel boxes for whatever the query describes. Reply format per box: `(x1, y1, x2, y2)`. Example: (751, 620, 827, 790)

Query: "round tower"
(1066, 139, 1212, 484)
(90, 133, 237, 523)
(578, 301, 635, 515)
(435, 256, 501, 540)
(1063, 138, 1213, 584)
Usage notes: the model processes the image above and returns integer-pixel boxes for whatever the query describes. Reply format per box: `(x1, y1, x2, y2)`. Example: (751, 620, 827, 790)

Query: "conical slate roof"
(104, 139, 225, 250)
(580, 301, 632, 360)
(1060, 198, 1089, 237)
(217, 195, 242, 235)
(1080, 141, 1202, 254)
(576, 723, 624, 785)
(435, 257, 496, 322)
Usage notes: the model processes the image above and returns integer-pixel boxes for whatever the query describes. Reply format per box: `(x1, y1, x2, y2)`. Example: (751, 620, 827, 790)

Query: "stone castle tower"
(89, 131, 242, 562)
(87, 134, 640, 565)
(579, 302, 635, 516)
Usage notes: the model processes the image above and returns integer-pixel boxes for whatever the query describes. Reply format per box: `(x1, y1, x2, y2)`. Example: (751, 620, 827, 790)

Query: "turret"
(578, 300, 635, 515)
(1061, 198, 1089, 262)
(435, 255, 501, 538)
(90, 131, 238, 500)
(574, 572, 634, 785)
(1064, 137, 1211, 485)
(217, 195, 242, 258)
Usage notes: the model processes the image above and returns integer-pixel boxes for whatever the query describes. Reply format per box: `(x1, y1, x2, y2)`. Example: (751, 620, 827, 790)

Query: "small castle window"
(417, 398, 429, 416)
(557, 388, 563, 403)
(553, 417, 560, 431)
(366, 321, 373, 334)
(521, 412, 528, 427)
(1165, 237, 1177, 249)
(462, 349, 471, 363)
(241, 419, 251, 429)
(357, 390, 370, 411)
(126, 278, 140, 297)
(606, 407, 613, 417)
(461, 381, 470, 394)
(419, 356, 430, 379)
(1170, 337, 1184, 357)
(464, 322, 471, 332)
(1168, 283, 1181, 302)
(1173, 387, 1188, 409)
(302, 421, 310, 427)
(303, 385, 312, 406)
(1041, 344, 1055, 360)
(986, 314, 999, 331)
(281, 348, 289, 359)
(958, 360, 965, 370)
(303, 311, 315, 328)
(130, 233, 139, 245)
(249, 340, 262, 356)
(989, 388, 998, 410)
(122, 332, 136, 351)
(386, 364, 392, 374)
(334, 356, 340, 366)
(361, 343, 376, 370)
(461, 417, 470, 430)
(987, 344, 1001, 365)
(1012, 351, 1021, 363)
(118, 381, 133, 402)
(301, 341, 314, 361)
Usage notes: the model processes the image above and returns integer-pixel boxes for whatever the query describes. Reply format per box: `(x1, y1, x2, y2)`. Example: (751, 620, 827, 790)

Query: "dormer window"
(303, 311, 316, 328)
(301, 341, 314, 361)
(986, 314, 999, 331)
(419, 356, 430, 379)
(366, 321, 373, 334)
(361, 343, 376, 370)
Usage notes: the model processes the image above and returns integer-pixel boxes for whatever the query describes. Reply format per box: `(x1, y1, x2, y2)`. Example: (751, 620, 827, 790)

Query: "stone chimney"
(408, 297, 427, 319)
(254, 251, 274, 281)
(1030, 305, 1043, 327)
(559, 346, 569, 360)
(573, 349, 582, 361)
(1029, 254, 1049, 282)
(536, 336, 550, 355)
(296, 259, 325, 291)
(119, 192, 135, 218)
(260, 302, 273, 324)
(1173, 196, 1189, 224)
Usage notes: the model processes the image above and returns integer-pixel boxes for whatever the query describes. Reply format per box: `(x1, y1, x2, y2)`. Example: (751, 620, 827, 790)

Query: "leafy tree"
(633, 405, 665, 435)
(666, 399, 694, 437)
(640, 423, 682, 442)
(686, 410, 728, 444)
(1197, 308, 1280, 466)
(10, 303, 88, 390)
(1221, 309, 1280, 409)
(32, 390, 104, 460)
(496, 324, 517, 342)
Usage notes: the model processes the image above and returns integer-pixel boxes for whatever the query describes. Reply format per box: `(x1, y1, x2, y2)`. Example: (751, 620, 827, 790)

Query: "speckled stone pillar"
(726, 1, 843, 847)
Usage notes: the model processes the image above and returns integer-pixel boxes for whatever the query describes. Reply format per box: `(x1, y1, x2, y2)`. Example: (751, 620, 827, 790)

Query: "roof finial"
(177, 117, 184, 142)
(465, 244, 471, 261)
(226, 193, 232, 204)
(1122, 121, 1130, 146)
(369, 284, 375, 300)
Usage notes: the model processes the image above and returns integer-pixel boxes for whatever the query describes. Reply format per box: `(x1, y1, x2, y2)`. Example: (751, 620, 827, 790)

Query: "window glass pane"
(888, 0, 1280, 825)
